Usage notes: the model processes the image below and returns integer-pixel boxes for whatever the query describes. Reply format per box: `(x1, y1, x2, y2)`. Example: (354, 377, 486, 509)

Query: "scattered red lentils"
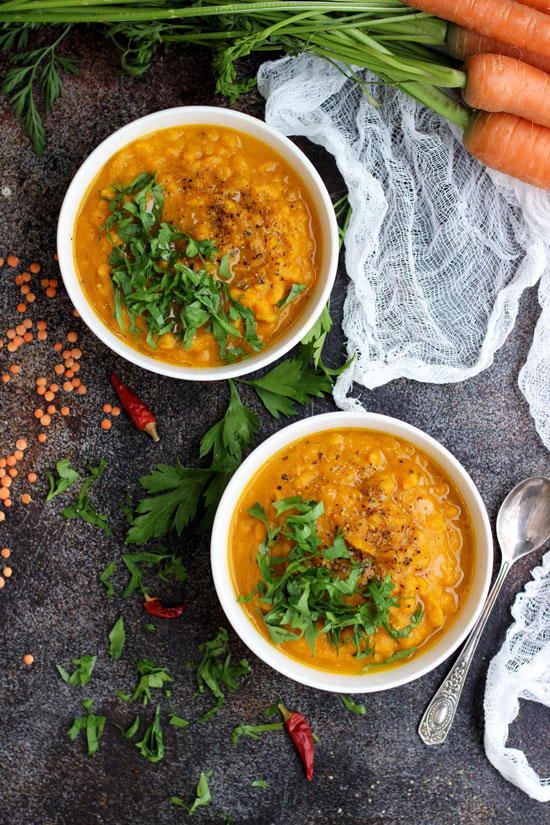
(65, 370, 74, 379)
(30, 262, 41, 274)
(71, 378, 81, 388)
(15, 439, 26, 450)
(62, 350, 71, 359)
(37, 377, 47, 385)
(34, 409, 44, 419)
(22, 273, 31, 283)
(44, 391, 54, 402)
(54, 364, 64, 375)
(23, 654, 34, 666)
(10, 365, 20, 374)
(3, 566, 12, 577)
(7, 254, 19, 267)
(0, 459, 5, 468)
(20, 285, 30, 295)
(61, 406, 70, 416)
(49, 383, 59, 392)
(21, 494, 31, 505)
(14, 450, 23, 460)
(2, 374, 10, 383)
(112, 406, 121, 416)
(103, 403, 112, 413)
(4, 499, 12, 508)
(16, 303, 26, 313)
(26, 292, 36, 303)
(40, 415, 51, 426)
(6, 456, 16, 467)
(23, 332, 33, 342)
(54, 342, 62, 351)
(46, 287, 56, 298)
(37, 386, 46, 396)
(1, 548, 10, 558)
(0, 577, 4, 588)
(0, 488, 9, 500)
(73, 308, 79, 317)
(77, 385, 87, 395)
(71, 348, 81, 359)
(62, 381, 73, 392)
(101, 419, 112, 430)
(47, 404, 56, 415)
(38, 434, 47, 443)
(27, 473, 37, 483)
(8, 469, 17, 478)
(37, 330, 47, 341)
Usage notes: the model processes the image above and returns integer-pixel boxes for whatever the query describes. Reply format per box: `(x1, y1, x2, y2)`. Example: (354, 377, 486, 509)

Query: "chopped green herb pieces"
(46, 458, 80, 501)
(63, 459, 111, 535)
(99, 560, 116, 597)
(115, 689, 131, 703)
(143, 623, 156, 632)
(230, 721, 284, 746)
(120, 715, 140, 739)
(340, 695, 366, 715)
(360, 647, 417, 673)
(120, 546, 187, 596)
(169, 714, 190, 729)
(219, 813, 234, 824)
(56, 655, 97, 686)
(276, 283, 306, 310)
(188, 770, 212, 814)
(196, 627, 250, 722)
(251, 780, 270, 788)
(135, 704, 164, 763)
(109, 616, 126, 661)
(130, 658, 173, 705)
(68, 699, 106, 756)
(245, 496, 423, 660)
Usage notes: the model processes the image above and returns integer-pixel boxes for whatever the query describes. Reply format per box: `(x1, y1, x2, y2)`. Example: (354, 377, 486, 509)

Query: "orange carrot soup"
(73, 125, 321, 367)
(229, 428, 475, 675)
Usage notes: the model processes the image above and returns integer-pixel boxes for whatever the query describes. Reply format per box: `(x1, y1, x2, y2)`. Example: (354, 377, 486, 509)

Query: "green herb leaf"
(143, 623, 156, 632)
(56, 655, 97, 686)
(68, 698, 106, 756)
(46, 458, 80, 501)
(360, 647, 417, 674)
(135, 704, 164, 762)
(99, 560, 116, 597)
(340, 695, 366, 715)
(169, 714, 190, 728)
(188, 770, 212, 814)
(196, 627, 250, 722)
(240, 358, 332, 419)
(63, 459, 111, 535)
(231, 721, 284, 746)
(276, 283, 305, 310)
(109, 616, 126, 660)
(251, 780, 270, 788)
(129, 658, 173, 705)
(120, 715, 140, 739)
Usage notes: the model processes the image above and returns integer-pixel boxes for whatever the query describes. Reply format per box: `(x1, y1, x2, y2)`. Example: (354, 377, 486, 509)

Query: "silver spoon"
(418, 476, 550, 746)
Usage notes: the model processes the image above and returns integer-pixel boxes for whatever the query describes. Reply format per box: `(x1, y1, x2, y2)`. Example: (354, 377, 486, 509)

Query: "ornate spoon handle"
(418, 561, 510, 746)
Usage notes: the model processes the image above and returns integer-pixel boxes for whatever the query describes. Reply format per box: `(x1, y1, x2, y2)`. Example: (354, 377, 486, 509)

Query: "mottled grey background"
(1, 27, 549, 825)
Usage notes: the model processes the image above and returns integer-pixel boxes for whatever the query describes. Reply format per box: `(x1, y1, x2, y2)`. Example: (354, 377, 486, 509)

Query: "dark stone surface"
(1, 29, 549, 825)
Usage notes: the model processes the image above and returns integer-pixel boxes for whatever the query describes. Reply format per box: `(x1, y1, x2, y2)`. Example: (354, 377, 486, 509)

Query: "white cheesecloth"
(257, 53, 550, 800)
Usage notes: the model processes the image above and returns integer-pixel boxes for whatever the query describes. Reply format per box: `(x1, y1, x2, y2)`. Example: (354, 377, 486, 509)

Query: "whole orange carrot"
(464, 54, 550, 129)
(463, 111, 550, 188)
(403, 0, 550, 58)
(447, 24, 550, 74)
(515, 0, 550, 11)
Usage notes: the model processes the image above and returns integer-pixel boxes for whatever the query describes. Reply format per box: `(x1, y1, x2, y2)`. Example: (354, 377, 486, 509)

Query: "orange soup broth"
(229, 428, 476, 675)
(73, 125, 321, 367)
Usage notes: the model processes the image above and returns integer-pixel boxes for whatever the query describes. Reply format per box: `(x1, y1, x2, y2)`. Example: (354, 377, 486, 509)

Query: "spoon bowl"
(496, 476, 550, 561)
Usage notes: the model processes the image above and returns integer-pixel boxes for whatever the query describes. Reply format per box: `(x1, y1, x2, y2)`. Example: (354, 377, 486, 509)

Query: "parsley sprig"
(102, 173, 261, 361)
(196, 627, 250, 723)
(242, 496, 422, 667)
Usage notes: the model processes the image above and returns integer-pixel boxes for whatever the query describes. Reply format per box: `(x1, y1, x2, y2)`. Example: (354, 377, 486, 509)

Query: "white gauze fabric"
(257, 54, 550, 451)
(484, 552, 550, 802)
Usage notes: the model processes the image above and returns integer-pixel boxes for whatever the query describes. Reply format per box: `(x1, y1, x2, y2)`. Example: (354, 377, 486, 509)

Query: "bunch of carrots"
(406, 0, 550, 188)
(3, 0, 550, 187)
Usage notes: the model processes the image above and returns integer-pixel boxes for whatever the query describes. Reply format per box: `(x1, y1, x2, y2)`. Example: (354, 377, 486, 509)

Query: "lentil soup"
(229, 428, 475, 675)
(73, 125, 321, 367)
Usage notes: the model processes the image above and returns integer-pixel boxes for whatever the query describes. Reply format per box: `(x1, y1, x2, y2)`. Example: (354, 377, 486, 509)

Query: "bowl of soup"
(57, 107, 339, 380)
(211, 411, 493, 693)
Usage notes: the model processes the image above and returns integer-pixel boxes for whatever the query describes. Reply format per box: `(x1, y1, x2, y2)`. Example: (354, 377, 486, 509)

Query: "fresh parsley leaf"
(68, 699, 106, 756)
(109, 616, 126, 660)
(239, 358, 332, 419)
(196, 627, 250, 722)
(56, 655, 97, 686)
(360, 647, 417, 673)
(219, 813, 234, 824)
(99, 560, 116, 597)
(340, 695, 366, 715)
(251, 780, 270, 788)
(119, 715, 140, 739)
(135, 704, 164, 763)
(169, 714, 190, 728)
(143, 623, 156, 632)
(129, 658, 173, 705)
(276, 283, 305, 310)
(230, 721, 283, 746)
(63, 459, 111, 535)
(189, 770, 213, 814)
(46, 458, 80, 501)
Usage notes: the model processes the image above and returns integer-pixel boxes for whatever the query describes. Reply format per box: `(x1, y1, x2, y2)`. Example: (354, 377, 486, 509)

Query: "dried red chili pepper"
(111, 371, 159, 441)
(278, 703, 314, 780)
(144, 597, 186, 618)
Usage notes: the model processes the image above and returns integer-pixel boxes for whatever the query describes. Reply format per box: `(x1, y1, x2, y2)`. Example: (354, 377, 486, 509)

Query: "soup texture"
(229, 428, 475, 675)
(73, 125, 320, 367)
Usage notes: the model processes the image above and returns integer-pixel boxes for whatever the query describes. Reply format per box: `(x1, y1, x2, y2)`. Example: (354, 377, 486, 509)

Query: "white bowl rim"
(211, 411, 494, 693)
(56, 105, 339, 381)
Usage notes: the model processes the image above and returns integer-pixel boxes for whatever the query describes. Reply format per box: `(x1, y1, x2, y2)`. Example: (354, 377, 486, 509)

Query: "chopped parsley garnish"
(196, 627, 250, 722)
(63, 458, 111, 535)
(102, 173, 261, 362)
(120, 546, 187, 598)
(340, 695, 366, 715)
(276, 283, 306, 310)
(169, 714, 190, 729)
(230, 721, 284, 747)
(108, 616, 126, 660)
(135, 704, 164, 763)
(68, 699, 106, 756)
(242, 496, 422, 663)
(99, 560, 116, 597)
(120, 715, 140, 739)
(46, 458, 80, 501)
(251, 780, 270, 788)
(238, 357, 332, 419)
(125, 658, 173, 705)
(171, 770, 212, 814)
(56, 655, 97, 686)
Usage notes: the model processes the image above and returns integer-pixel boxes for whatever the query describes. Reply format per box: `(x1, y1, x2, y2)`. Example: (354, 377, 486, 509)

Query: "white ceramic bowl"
(57, 106, 339, 381)
(211, 411, 493, 693)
